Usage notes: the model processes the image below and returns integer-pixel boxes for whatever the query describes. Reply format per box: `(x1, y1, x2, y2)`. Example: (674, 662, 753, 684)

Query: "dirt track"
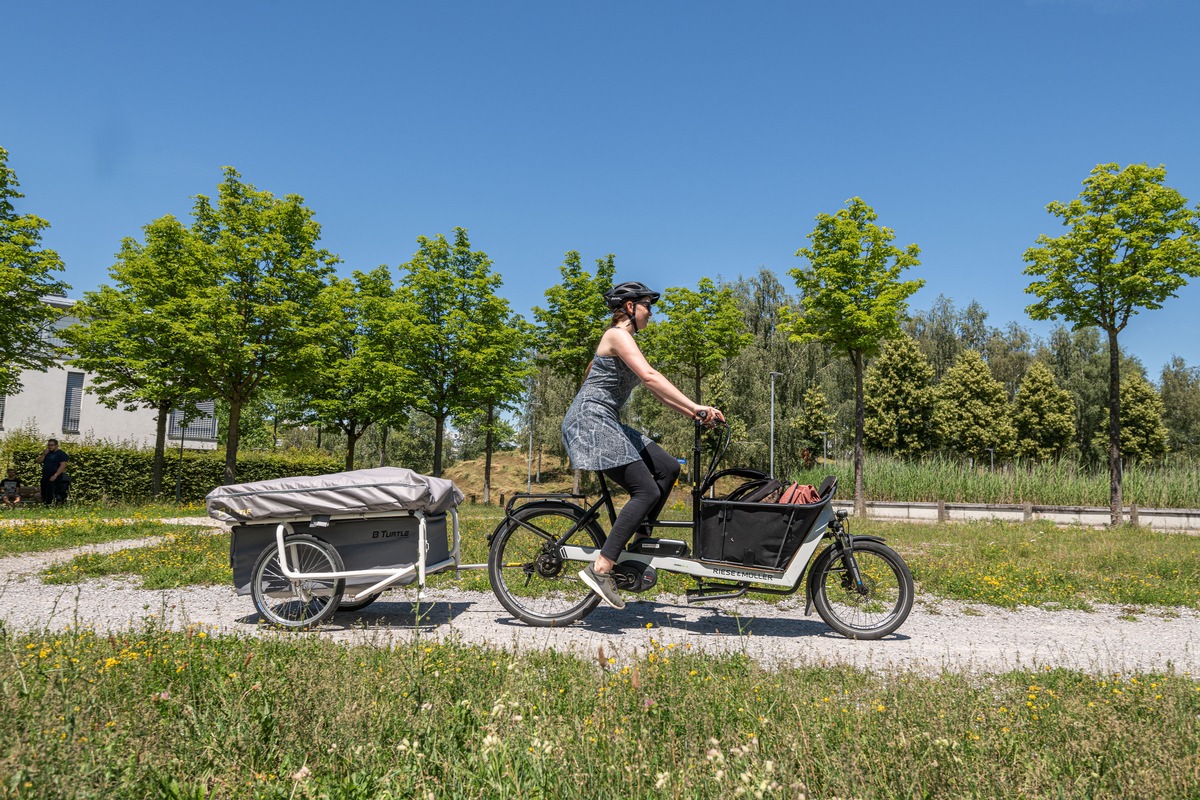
(2, 534, 1197, 677)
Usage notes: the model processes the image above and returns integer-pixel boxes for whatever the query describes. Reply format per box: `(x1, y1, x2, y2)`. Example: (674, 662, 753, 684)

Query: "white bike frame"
(558, 502, 837, 590)
(269, 508, 463, 601)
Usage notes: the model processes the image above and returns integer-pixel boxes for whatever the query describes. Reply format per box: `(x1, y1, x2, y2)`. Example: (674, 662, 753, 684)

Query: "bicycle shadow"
(562, 600, 912, 641)
(237, 600, 473, 632)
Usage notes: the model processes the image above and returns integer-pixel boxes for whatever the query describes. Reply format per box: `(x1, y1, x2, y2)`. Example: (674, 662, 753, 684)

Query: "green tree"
(305, 268, 411, 470)
(984, 321, 1037, 399)
(905, 295, 990, 382)
(935, 350, 1016, 462)
(863, 335, 938, 458)
(793, 384, 835, 464)
(1024, 162, 1200, 524)
(532, 251, 616, 490)
(60, 216, 206, 495)
(1094, 372, 1168, 462)
(784, 197, 924, 515)
(533, 251, 616, 389)
(393, 227, 519, 477)
(0, 147, 70, 396)
(641, 277, 751, 404)
(1160, 356, 1200, 457)
(457, 306, 534, 503)
(144, 168, 338, 483)
(1012, 361, 1076, 461)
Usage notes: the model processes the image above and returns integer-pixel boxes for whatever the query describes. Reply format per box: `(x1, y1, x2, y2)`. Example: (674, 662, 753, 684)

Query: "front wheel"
(488, 503, 605, 627)
(251, 534, 345, 629)
(809, 540, 913, 640)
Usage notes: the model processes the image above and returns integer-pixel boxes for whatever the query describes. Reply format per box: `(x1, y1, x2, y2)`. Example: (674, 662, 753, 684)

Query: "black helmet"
(604, 281, 661, 310)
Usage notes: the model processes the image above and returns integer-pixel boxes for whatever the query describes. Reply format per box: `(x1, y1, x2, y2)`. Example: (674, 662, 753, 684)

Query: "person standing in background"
(36, 439, 69, 506)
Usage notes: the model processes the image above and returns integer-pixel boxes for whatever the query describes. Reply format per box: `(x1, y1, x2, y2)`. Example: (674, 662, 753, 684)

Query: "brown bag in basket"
(777, 482, 819, 505)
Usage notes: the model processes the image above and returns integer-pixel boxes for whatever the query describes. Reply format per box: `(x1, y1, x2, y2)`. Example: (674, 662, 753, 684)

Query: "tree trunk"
(484, 402, 495, 504)
(1107, 327, 1123, 526)
(225, 399, 242, 485)
(378, 425, 389, 467)
(852, 349, 866, 518)
(694, 365, 702, 406)
(151, 399, 169, 498)
(345, 426, 359, 472)
(432, 413, 445, 477)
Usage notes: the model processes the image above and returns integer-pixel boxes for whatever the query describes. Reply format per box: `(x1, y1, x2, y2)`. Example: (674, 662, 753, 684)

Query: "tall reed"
(791, 455, 1200, 508)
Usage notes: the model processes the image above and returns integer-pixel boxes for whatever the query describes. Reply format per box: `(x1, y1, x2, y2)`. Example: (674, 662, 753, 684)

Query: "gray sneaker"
(579, 564, 625, 610)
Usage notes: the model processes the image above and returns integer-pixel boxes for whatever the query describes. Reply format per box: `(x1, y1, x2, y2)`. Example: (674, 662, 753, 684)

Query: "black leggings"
(599, 442, 681, 561)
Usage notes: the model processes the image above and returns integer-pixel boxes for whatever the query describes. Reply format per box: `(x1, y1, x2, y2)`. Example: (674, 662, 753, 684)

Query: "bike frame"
(502, 419, 851, 602)
(266, 509, 462, 601)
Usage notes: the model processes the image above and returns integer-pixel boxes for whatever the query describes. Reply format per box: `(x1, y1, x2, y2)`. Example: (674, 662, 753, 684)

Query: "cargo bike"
(208, 468, 469, 630)
(487, 416, 914, 639)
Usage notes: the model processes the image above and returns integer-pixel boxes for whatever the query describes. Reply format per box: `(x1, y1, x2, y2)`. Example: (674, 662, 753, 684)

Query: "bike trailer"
(207, 467, 464, 596)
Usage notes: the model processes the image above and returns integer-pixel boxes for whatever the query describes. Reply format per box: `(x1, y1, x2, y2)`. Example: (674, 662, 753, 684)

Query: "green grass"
(881, 519, 1200, 609)
(0, 520, 196, 557)
(0, 500, 208, 521)
(792, 454, 1200, 508)
(39, 527, 229, 589)
(2, 625, 1198, 799)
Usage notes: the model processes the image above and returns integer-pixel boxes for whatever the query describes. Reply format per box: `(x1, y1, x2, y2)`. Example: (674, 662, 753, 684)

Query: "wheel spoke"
(489, 507, 603, 626)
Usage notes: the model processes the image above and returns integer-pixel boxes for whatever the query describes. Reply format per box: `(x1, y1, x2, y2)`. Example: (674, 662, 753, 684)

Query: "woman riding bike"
(562, 280, 725, 609)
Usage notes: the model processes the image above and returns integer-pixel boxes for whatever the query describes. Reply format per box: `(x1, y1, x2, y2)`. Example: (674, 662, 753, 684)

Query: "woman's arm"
(600, 328, 724, 422)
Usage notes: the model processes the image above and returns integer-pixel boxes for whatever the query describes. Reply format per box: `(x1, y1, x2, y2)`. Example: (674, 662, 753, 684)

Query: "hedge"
(5, 445, 343, 504)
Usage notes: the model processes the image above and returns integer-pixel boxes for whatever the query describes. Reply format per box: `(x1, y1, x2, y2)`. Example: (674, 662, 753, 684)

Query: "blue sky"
(4, 0, 1198, 376)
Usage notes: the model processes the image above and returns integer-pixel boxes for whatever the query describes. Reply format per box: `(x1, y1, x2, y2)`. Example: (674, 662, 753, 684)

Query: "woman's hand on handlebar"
(694, 406, 726, 427)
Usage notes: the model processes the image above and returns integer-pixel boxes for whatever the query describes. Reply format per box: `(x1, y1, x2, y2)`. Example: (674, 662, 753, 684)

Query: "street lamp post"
(768, 372, 783, 478)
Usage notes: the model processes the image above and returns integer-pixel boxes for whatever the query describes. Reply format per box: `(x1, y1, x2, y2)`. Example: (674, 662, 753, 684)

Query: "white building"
(0, 297, 218, 450)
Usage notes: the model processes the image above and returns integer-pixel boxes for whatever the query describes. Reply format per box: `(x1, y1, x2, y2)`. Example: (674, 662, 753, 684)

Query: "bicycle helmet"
(604, 281, 661, 309)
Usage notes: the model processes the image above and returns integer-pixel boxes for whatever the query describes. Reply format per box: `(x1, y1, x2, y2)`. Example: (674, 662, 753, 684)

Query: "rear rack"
(505, 492, 588, 513)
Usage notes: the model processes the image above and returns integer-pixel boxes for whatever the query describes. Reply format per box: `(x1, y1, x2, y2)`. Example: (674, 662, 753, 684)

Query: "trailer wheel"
(251, 534, 345, 629)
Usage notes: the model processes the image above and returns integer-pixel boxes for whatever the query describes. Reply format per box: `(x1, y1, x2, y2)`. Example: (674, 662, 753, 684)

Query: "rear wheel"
(251, 534, 345, 629)
(488, 504, 605, 627)
(810, 540, 913, 640)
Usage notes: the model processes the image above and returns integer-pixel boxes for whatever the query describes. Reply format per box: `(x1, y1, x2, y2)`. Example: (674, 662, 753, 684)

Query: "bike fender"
(486, 499, 590, 547)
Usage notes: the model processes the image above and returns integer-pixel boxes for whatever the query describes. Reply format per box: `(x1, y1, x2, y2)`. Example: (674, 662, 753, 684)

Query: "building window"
(62, 372, 85, 433)
(169, 401, 217, 442)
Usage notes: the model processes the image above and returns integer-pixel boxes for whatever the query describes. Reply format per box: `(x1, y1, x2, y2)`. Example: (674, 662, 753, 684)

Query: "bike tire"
(488, 503, 605, 627)
(809, 539, 913, 640)
(251, 533, 345, 630)
(337, 594, 380, 613)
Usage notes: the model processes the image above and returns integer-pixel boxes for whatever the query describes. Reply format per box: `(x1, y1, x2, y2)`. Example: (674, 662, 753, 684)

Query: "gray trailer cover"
(206, 467, 463, 524)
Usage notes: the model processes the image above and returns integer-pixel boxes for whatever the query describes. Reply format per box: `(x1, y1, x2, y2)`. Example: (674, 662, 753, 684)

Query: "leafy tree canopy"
(935, 349, 1016, 461)
(533, 251, 615, 388)
(864, 335, 938, 458)
(0, 147, 70, 395)
(1013, 360, 1076, 462)
(642, 276, 751, 404)
(1160, 356, 1200, 457)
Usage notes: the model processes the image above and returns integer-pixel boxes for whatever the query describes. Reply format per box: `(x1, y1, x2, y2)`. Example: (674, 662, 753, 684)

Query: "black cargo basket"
(696, 497, 828, 569)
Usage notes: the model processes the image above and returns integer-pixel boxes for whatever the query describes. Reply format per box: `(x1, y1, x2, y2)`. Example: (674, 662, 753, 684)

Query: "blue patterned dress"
(561, 354, 653, 471)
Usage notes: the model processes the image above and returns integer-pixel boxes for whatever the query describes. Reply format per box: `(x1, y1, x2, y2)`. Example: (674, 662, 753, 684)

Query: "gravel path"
(3, 536, 1197, 676)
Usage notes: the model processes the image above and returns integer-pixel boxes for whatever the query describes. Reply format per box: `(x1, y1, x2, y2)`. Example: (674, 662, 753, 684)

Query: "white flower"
(290, 766, 311, 781)
(655, 772, 670, 789)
